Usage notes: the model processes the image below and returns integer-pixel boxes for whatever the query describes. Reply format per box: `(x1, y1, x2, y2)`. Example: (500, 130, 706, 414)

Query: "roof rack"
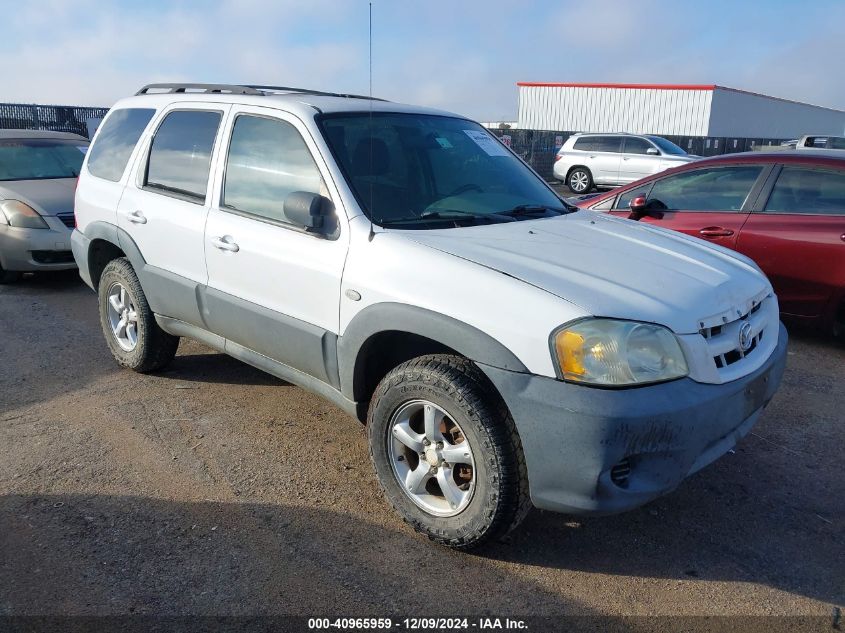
(135, 83, 386, 101)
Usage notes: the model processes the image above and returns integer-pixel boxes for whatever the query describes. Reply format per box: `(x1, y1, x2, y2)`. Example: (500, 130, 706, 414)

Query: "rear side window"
(647, 166, 763, 211)
(765, 166, 845, 215)
(572, 137, 595, 151)
(223, 115, 325, 224)
(145, 110, 221, 202)
(593, 136, 622, 153)
(87, 108, 155, 182)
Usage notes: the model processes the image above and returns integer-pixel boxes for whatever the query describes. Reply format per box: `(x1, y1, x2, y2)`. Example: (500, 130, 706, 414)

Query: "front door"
(619, 137, 660, 183)
(202, 106, 349, 385)
(736, 165, 845, 319)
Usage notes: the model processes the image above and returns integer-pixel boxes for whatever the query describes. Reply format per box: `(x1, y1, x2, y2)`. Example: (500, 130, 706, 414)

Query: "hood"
(400, 212, 771, 334)
(662, 154, 697, 163)
(0, 178, 76, 216)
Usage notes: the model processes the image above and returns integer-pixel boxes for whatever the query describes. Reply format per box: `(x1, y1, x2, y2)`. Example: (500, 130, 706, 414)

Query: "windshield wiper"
(499, 204, 571, 217)
(378, 209, 511, 226)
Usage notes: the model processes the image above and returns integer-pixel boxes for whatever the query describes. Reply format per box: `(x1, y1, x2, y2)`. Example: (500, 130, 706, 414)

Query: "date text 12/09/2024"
(307, 618, 528, 630)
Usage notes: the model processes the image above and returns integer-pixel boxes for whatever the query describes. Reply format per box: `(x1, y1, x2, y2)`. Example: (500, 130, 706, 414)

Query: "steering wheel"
(448, 183, 484, 196)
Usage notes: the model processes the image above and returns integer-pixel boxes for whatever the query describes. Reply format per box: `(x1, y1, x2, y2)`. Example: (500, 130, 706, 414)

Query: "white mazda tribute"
(72, 84, 787, 549)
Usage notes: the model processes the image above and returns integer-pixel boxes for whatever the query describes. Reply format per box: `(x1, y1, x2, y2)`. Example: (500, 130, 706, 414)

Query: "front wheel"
(368, 355, 530, 549)
(567, 167, 593, 193)
(98, 257, 179, 372)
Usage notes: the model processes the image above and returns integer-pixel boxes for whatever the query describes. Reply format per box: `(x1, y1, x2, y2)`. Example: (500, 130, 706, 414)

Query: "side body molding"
(337, 302, 529, 400)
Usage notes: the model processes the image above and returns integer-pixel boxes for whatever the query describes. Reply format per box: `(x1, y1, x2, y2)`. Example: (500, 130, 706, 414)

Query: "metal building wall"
(708, 88, 845, 137)
(517, 84, 713, 135)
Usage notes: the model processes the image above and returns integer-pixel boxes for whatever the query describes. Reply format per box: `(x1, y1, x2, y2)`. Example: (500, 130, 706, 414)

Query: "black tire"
(0, 260, 21, 284)
(368, 354, 531, 550)
(98, 257, 179, 373)
(567, 167, 593, 194)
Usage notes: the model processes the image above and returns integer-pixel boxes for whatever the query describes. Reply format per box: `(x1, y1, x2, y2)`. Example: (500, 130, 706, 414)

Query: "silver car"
(0, 130, 88, 282)
(553, 132, 696, 193)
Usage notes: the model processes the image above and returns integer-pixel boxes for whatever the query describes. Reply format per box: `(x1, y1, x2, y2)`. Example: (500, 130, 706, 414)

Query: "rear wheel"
(368, 355, 530, 550)
(567, 167, 593, 193)
(98, 258, 179, 372)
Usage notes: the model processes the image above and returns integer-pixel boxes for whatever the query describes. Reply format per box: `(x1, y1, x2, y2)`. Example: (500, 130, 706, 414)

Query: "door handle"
(699, 227, 734, 238)
(211, 235, 239, 253)
(623, 157, 630, 161)
(127, 210, 147, 224)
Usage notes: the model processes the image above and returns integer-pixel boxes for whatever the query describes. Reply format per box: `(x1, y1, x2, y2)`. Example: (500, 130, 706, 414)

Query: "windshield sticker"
(434, 137, 453, 149)
(463, 130, 510, 156)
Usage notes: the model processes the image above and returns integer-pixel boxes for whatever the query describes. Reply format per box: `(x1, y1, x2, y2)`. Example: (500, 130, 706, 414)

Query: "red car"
(575, 150, 845, 335)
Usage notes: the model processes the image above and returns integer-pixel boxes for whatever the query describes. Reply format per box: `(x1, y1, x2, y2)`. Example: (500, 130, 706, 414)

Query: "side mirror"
(629, 195, 648, 211)
(284, 191, 332, 231)
(646, 147, 660, 155)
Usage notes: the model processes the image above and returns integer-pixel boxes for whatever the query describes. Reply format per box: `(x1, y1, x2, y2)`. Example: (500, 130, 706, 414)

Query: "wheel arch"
(338, 303, 528, 420)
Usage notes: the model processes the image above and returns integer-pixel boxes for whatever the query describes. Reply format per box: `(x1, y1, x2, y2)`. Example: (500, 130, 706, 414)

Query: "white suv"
(554, 132, 696, 193)
(72, 83, 787, 549)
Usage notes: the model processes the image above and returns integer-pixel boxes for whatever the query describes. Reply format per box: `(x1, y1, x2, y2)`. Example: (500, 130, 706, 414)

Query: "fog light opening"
(610, 458, 632, 489)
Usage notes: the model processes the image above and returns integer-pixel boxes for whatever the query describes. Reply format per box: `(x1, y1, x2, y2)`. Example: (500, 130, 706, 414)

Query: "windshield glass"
(0, 139, 87, 181)
(318, 113, 565, 227)
(647, 136, 687, 156)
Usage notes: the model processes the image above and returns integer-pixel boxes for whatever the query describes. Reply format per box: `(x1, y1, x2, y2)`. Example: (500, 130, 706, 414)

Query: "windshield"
(318, 113, 565, 228)
(647, 136, 687, 156)
(0, 139, 87, 181)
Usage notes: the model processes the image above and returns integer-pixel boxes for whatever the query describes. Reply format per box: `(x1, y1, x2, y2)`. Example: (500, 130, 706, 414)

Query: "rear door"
(619, 137, 659, 183)
(588, 135, 622, 183)
(624, 164, 770, 249)
(117, 103, 228, 325)
(736, 164, 845, 319)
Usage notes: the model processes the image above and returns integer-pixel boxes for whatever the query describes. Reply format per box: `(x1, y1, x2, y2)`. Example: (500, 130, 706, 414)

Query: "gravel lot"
(1, 272, 842, 623)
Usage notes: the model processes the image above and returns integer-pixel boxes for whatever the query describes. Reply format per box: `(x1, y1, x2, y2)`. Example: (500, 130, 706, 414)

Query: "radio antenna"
(367, 1, 375, 242)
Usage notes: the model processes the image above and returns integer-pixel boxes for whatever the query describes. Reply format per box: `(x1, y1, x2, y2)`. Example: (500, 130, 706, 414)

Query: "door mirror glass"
(629, 195, 648, 211)
(284, 191, 332, 230)
(646, 147, 660, 155)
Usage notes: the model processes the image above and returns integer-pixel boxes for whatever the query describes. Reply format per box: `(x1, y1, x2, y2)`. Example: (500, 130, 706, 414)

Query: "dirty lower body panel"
(481, 322, 789, 515)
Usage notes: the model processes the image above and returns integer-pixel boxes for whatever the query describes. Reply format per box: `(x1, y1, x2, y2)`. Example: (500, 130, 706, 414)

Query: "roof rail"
(135, 83, 264, 95)
(135, 83, 386, 101)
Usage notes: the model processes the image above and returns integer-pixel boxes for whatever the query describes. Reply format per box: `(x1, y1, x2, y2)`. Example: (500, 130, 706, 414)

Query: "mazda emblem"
(738, 321, 754, 352)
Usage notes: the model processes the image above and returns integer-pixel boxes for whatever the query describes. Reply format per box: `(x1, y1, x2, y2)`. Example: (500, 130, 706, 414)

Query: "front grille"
(700, 299, 769, 373)
(57, 213, 75, 228)
(31, 250, 74, 264)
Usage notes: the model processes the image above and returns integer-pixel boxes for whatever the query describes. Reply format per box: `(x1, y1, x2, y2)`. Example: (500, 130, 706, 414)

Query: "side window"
(573, 137, 595, 151)
(223, 115, 325, 224)
(764, 166, 845, 215)
(86, 108, 155, 182)
(624, 138, 654, 155)
(647, 166, 763, 211)
(593, 136, 622, 153)
(145, 110, 221, 202)
(615, 184, 653, 210)
(590, 196, 615, 211)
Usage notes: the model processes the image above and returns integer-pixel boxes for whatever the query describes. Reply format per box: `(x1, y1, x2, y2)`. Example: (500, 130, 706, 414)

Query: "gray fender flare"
(337, 302, 528, 400)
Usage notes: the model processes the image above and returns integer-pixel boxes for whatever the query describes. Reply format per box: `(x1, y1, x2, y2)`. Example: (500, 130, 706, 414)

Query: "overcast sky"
(3, 0, 844, 121)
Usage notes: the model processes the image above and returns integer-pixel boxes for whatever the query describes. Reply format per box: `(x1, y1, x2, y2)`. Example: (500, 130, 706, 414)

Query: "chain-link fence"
(488, 128, 791, 181)
(0, 103, 109, 139)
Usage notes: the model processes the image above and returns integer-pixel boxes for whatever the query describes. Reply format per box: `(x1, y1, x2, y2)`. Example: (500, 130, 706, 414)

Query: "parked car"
(72, 83, 786, 549)
(795, 135, 845, 150)
(577, 150, 845, 335)
(553, 132, 696, 193)
(0, 130, 88, 282)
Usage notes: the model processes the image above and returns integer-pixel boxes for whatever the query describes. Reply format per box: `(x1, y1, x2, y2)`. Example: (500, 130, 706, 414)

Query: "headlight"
(552, 318, 688, 386)
(0, 200, 49, 229)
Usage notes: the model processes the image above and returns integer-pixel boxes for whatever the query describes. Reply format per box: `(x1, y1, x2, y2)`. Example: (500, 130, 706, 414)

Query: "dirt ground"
(0, 271, 842, 622)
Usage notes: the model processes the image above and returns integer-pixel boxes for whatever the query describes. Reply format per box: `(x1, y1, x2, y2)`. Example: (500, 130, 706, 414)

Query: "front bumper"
(480, 322, 788, 515)
(0, 217, 76, 272)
